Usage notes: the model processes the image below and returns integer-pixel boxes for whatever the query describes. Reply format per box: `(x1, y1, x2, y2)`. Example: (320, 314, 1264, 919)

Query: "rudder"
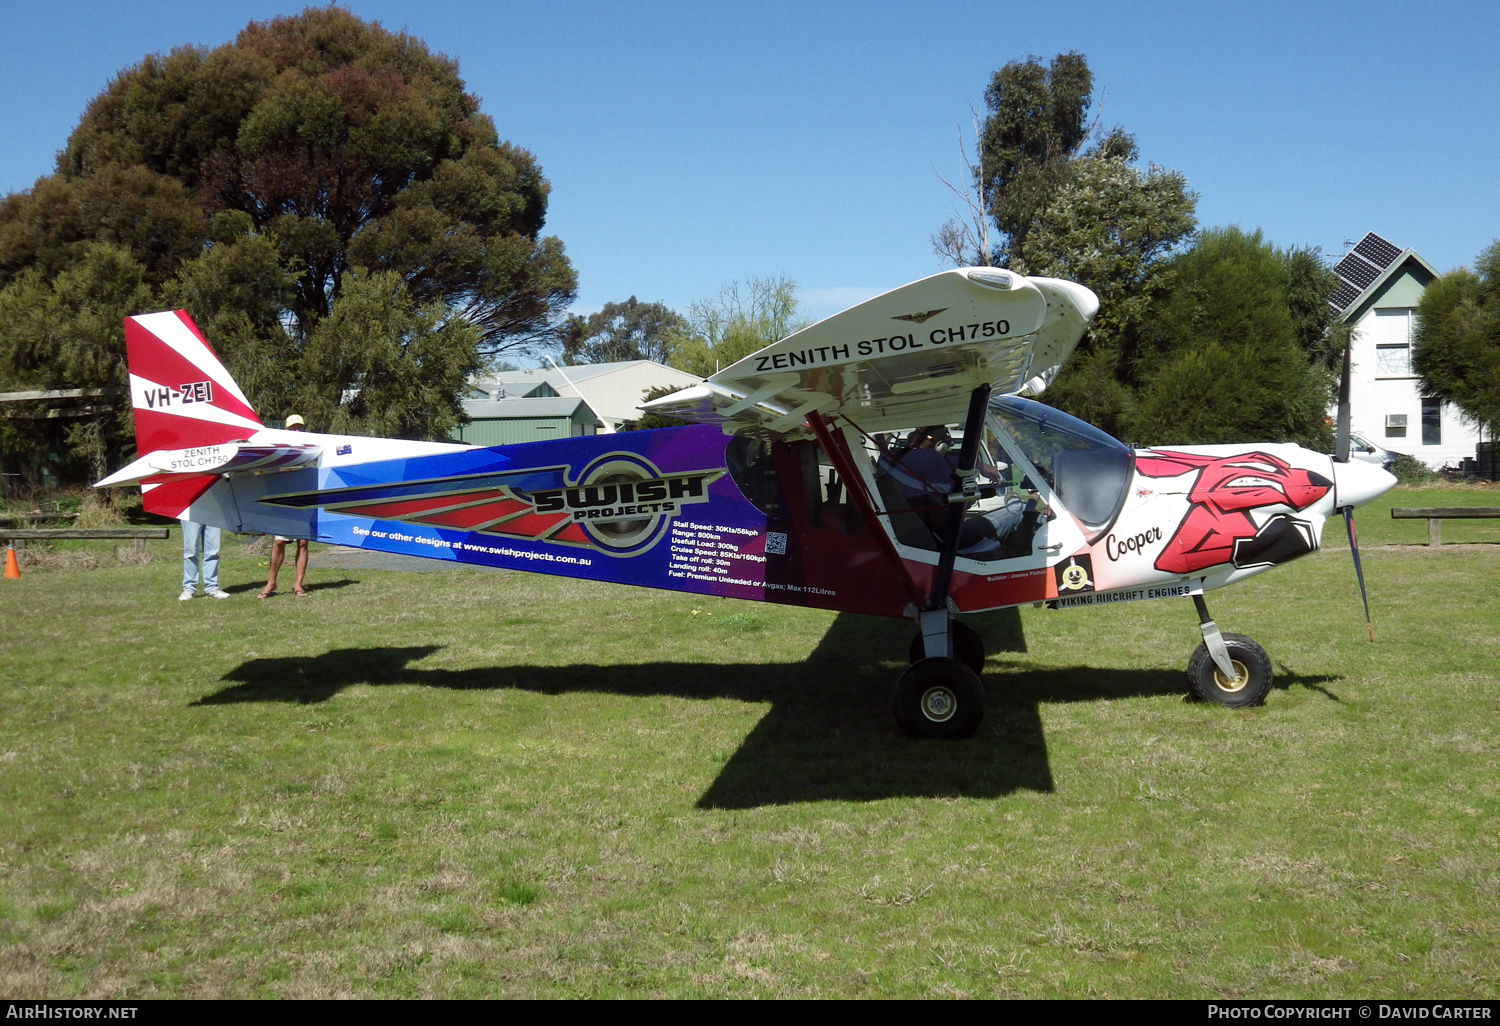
(124, 311, 263, 455)
(122, 311, 263, 519)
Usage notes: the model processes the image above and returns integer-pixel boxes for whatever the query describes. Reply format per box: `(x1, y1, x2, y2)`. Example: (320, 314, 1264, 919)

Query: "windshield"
(988, 397, 1133, 530)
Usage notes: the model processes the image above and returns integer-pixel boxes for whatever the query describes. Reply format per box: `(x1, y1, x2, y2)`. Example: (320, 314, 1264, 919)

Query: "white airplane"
(99, 267, 1395, 738)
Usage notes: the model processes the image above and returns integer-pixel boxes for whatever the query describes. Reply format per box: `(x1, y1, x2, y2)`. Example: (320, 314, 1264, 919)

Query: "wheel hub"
(919, 685, 958, 722)
(1213, 659, 1249, 693)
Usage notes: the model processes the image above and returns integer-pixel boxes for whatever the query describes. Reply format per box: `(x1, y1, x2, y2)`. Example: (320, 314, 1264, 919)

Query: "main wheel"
(894, 657, 985, 739)
(1187, 633, 1273, 707)
(908, 620, 985, 676)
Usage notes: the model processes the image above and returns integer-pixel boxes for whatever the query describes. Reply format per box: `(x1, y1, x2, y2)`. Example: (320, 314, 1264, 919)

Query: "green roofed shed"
(448, 396, 600, 447)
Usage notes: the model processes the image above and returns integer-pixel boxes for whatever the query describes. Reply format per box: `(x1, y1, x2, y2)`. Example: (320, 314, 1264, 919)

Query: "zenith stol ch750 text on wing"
(99, 267, 1395, 739)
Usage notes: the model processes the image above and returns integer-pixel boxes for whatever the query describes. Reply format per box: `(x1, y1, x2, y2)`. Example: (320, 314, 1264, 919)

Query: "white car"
(1348, 432, 1400, 470)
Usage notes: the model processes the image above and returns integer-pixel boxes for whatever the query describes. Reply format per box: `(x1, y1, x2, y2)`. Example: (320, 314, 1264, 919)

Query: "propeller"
(1333, 331, 1374, 640)
(1342, 505, 1374, 642)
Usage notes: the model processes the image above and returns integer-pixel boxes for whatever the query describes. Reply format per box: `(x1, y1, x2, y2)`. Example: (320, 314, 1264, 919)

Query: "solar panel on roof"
(1335, 253, 1380, 291)
(1329, 283, 1362, 312)
(1353, 233, 1401, 269)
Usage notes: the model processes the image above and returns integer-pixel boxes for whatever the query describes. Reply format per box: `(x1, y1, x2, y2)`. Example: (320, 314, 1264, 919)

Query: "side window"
(955, 456, 1051, 562)
(867, 426, 1049, 561)
(1421, 398, 1442, 446)
(990, 397, 1133, 534)
(870, 432, 946, 551)
(724, 436, 782, 519)
(799, 442, 863, 535)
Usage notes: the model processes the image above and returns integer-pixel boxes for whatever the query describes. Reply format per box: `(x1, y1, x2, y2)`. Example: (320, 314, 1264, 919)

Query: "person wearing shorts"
(258, 415, 311, 598)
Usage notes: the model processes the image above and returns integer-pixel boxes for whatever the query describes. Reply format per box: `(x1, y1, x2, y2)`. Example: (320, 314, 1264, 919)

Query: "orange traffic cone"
(4, 543, 19, 580)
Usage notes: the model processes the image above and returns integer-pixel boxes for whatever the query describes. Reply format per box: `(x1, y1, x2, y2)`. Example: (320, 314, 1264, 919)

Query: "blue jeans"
(982, 494, 1025, 535)
(181, 521, 221, 593)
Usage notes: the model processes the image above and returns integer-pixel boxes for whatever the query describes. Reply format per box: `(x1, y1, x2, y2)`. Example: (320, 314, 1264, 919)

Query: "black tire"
(894, 657, 985, 739)
(908, 620, 985, 676)
(1187, 633, 1273, 708)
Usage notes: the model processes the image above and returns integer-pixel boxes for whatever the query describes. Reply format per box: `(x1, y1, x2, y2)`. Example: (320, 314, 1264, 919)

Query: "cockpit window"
(989, 397, 1133, 530)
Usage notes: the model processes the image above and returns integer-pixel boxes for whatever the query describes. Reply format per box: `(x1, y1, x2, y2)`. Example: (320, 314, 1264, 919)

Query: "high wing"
(641, 267, 1098, 437)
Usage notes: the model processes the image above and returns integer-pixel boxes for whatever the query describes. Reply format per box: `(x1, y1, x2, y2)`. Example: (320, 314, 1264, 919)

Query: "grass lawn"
(1, 485, 1498, 998)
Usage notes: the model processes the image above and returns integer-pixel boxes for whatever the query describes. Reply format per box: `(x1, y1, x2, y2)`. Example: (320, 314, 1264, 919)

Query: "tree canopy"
(1009, 145, 1197, 436)
(0, 6, 575, 479)
(1128, 228, 1337, 449)
(961, 53, 1197, 436)
(1414, 241, 1500, 439)
(978, 51, 1096, 267)
(561, 297, 686, 365)
(662, 277, 808, 377)
(937, 53, 1343, 448)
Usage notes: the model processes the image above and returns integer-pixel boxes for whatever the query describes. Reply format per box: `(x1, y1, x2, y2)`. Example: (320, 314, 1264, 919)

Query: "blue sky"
(2, 1, 1495, 324)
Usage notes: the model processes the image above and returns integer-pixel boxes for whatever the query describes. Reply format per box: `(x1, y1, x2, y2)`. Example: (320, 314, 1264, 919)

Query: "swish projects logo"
(525, 453, 722, 555)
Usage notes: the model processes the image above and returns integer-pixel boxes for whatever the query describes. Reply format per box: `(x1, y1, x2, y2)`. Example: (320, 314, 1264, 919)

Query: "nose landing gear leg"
(1187, 588, 1272, 707)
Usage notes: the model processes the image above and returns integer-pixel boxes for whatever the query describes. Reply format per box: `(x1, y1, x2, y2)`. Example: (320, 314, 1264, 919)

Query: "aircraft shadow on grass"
(196, 609, 1339, 808)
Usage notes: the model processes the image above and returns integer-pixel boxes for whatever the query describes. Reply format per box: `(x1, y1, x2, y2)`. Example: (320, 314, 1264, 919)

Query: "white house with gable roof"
(1330, 232, 1481, 470)
(467, 361, 703, 433)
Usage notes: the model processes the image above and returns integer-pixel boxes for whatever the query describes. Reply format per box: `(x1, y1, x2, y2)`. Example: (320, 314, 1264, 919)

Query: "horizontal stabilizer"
(95, 442, 321, 488)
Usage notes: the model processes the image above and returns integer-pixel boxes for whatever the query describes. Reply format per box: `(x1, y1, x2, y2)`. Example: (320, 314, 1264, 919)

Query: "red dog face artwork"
(1134, 450, 1332, 575)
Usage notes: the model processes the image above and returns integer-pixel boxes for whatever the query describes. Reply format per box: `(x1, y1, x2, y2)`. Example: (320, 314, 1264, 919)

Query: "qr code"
(765, 531, 787, 555)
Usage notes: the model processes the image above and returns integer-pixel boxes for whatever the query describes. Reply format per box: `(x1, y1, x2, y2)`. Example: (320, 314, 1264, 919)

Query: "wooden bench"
(0, 527, 170, 552)
(1390, 507, 1500, 546)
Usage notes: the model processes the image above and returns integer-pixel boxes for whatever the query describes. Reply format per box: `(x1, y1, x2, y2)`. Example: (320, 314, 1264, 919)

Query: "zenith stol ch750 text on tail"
(99, 267, 1395, 739)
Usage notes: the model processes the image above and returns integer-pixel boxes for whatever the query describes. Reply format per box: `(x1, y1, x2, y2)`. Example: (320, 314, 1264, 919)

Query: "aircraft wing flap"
(641, 268, 1097, 436)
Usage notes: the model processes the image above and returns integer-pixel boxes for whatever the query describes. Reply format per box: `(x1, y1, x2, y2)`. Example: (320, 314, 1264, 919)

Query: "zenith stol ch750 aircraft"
(99, 267, 1395, 739)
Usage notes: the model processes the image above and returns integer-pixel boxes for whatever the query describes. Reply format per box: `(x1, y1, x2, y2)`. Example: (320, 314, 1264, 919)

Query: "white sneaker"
(206, 588, 230, 600)
(179, 589, 195, 601)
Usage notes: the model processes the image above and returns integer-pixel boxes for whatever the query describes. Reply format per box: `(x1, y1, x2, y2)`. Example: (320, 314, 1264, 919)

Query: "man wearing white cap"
(257, 414, 311, 598)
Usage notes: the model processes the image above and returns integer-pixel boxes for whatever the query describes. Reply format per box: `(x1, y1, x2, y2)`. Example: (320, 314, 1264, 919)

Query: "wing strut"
(916, 384, 993, 661)
(927, 384, 993, 613)
(806, 411, 923, 605)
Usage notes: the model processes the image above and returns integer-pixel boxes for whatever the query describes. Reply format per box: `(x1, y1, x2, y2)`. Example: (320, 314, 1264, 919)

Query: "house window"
(1375, 344, 1411, 376)
(1422, 399, 1442, 446)
(1373, 308, 1416, 377)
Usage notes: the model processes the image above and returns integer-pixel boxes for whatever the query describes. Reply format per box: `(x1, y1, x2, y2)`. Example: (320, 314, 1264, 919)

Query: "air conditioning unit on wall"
(1385, 414, 1408, 429)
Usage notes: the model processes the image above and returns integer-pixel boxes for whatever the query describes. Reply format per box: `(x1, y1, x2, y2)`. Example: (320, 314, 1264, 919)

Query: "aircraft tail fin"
(112, 311, 266, 518)
(123, 311, 264, 455)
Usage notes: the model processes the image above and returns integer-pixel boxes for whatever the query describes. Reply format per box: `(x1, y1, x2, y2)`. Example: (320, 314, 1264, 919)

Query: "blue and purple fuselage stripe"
(227, 425, 772, 600)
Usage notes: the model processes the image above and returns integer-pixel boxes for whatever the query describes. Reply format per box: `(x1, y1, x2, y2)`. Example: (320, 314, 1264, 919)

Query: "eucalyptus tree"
(0, 6, 575, 465)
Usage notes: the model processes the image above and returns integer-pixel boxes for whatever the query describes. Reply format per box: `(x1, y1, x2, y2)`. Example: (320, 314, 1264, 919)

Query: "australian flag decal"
(336, 444, 352, 456)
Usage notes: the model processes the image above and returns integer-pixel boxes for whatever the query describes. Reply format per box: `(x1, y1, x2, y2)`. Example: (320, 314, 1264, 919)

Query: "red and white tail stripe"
(120, 311, 265, 518)
(124, 311, 263, 455)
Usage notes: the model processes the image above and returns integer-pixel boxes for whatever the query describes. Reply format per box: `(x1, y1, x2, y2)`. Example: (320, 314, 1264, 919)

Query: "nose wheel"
(1188, 593, 1273, 707)
(1187, 633, 1272, 707)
